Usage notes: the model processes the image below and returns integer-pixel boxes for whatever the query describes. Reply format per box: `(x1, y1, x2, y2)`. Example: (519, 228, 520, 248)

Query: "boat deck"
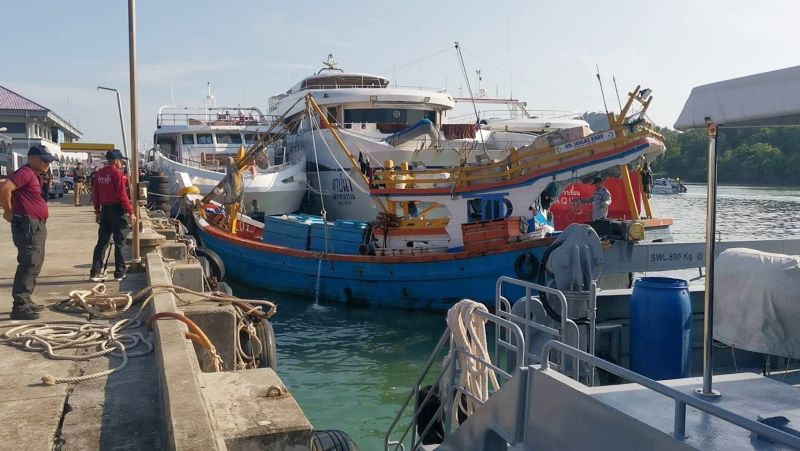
(590, 372, 800, 450)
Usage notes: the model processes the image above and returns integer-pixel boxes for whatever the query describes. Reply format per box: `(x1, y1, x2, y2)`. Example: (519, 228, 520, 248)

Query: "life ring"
(514, 252, 538, 280)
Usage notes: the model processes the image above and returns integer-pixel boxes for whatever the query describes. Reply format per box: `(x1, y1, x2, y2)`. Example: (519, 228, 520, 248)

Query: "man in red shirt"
(90, 150, 137, 281)
(0, 146, 55, 320)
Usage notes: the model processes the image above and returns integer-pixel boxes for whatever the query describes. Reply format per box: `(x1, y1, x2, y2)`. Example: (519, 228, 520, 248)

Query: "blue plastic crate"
(263, 215, 310, 250)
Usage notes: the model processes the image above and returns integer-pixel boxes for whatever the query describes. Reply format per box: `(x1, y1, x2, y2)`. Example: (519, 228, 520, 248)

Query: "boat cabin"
(151, 106, 280, 171)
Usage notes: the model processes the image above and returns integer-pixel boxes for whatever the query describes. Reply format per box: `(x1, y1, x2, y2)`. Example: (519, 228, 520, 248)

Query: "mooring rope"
(0, 318, 152, 385)
(441, 299, 500, 428)
(1, 282, 277, 385)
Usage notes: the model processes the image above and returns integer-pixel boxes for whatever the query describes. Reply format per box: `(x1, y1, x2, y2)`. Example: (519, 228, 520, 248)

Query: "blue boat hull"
(196, 222, 549, 310)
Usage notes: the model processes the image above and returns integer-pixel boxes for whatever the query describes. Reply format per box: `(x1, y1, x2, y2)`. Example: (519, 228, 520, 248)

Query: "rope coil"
(2, 282, 278, 384)
(441, 300, 500, 428)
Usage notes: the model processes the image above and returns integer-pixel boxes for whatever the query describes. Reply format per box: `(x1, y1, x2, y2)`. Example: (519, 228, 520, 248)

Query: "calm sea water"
(232, 184, 800, 450)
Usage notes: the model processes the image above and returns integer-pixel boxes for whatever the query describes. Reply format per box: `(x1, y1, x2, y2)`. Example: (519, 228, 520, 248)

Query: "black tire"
(311, 430, 359, 451)
(252, 320, 277, 371)
(196, 247, 225, 280)
(197, 256, 212, 278)
(217, 281, 233, 296)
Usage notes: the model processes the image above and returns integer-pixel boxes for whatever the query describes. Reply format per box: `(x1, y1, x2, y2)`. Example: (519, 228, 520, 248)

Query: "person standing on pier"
(72, 162, 87, 206)
(90, 150, 136, 282)
(0, 146, 56, 320)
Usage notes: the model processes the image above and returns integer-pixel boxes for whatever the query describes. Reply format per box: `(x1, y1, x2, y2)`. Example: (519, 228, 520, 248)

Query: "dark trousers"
(91, 205, 128, 275)
(11, 215, 47, 308)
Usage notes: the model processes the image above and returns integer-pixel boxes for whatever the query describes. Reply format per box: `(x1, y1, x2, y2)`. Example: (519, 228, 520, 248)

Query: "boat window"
(302, 75, 389, 90)
(244, 133, 258, 144)
(181, 134, 195, 145)
(216, 133, 242, 144)
(197, 134, 213, 144)
(344, 109, 436, 124)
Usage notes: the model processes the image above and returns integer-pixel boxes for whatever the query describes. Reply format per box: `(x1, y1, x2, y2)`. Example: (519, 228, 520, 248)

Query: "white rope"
(441, 299, 499, 428)
(2, 282, 276, 385)
(0, 318, 152, 385)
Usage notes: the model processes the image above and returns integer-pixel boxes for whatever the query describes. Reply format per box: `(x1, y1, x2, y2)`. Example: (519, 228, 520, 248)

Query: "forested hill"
(581, 112, 800, 186)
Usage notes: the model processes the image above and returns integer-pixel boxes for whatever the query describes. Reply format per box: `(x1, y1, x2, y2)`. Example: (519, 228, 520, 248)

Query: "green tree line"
(582, 112, 800, 186)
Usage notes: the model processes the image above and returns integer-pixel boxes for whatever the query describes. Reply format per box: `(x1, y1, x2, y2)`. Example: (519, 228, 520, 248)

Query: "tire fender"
(514, 252, 538, 280)
(196, 246, 225, 280)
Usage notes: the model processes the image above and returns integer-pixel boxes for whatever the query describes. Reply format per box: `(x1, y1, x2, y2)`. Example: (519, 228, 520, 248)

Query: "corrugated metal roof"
(0, 85, 47, 111)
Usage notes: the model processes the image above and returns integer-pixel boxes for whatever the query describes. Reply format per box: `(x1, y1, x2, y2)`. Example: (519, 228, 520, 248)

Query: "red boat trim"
(199, 215, 555, 263)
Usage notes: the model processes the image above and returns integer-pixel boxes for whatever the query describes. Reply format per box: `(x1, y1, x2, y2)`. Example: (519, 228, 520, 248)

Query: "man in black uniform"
(90, 150, 136, 282)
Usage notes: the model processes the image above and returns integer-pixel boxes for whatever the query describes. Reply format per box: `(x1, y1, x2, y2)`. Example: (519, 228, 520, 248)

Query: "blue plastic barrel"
(629, 277, 691, 380)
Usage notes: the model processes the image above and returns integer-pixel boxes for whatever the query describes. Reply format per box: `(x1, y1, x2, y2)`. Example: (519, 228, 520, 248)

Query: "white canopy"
(674, 65, 800, 130)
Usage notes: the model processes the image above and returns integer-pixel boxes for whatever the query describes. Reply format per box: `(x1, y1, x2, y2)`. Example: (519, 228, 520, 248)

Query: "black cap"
(28, 145, 56, 162)
(591, 176, 603, 185)
(106, 149, 128, 161)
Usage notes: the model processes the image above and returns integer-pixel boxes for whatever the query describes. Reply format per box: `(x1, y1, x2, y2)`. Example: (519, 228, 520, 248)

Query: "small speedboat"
(652, 177, 687, 194)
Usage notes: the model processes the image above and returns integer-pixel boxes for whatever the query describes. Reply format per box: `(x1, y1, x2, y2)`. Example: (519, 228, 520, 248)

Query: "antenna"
(612, 76, 622, 111)
(323, 53, 337, 70)
(475, 69, 482, 93)
(506, 19, 513, 99)
(206, 82, 216, 108)
(454, 41, 488, 157)
(595, 64, 609, 115)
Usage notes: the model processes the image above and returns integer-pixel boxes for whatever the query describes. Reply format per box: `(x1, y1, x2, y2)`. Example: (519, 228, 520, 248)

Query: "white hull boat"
(147, 105, 306, 215)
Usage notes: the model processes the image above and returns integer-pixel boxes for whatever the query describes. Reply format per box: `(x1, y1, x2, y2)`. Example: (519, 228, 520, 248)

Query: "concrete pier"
(0, 198, 312, 450)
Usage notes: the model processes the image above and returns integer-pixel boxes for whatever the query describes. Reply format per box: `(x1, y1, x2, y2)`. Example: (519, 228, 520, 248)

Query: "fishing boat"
(146, 104, 307, 215)
(383, 65, 800, 451)
(186, 87, 667, 309)
(267, 55, 603, 221)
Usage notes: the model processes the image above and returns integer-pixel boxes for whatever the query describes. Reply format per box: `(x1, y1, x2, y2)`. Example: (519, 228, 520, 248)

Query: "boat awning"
(60, 143, 116, 153)
(674, 65, 800, 130)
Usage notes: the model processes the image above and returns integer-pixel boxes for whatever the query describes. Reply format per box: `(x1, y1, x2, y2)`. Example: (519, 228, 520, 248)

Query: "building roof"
(0, 85, 47, 111)
(0, 84, 82, 138)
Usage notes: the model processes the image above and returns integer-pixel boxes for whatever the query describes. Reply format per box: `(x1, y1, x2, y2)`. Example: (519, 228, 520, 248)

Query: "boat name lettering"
(332, 177, 356, 201)
(555, 131, 616, 154)
(649, 251, 703, 263)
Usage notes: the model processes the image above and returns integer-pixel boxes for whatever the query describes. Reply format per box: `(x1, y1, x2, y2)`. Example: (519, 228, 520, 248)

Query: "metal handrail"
(494, 276, 582, 378)
(154, 148, 303, 175)
(539, 340, 800, 448)
(384, 308, 526, 451)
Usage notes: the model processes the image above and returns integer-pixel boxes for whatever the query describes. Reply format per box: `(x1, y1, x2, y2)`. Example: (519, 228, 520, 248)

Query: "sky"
(3, 0, 799, 152)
